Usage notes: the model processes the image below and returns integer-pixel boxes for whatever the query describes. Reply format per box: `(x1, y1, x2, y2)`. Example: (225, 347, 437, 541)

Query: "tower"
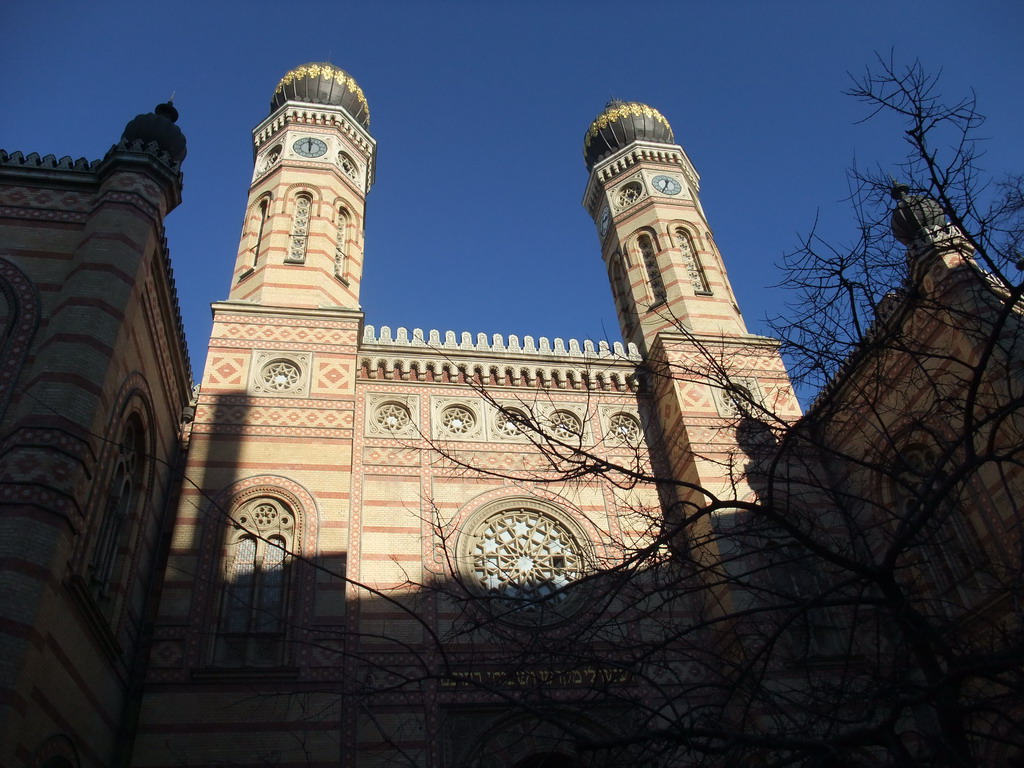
(582, 100, 746, 353)
(0, 102, 193, 768)
(581, 100, 801, 526)
(142, 63, 373, 687)
(230, 62, 375, 309)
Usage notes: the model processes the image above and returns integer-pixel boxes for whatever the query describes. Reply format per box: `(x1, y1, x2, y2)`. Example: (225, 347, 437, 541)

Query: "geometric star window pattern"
(374, 401, 412, 433)
(261, 360, 301, 392)
(469, 508, 582, 615)
(440, 405, 476, 435)
(608, 413, 642, 444)
(550, 410, 583, 441)
(616, 181, 643, 208)
(495, 408, 527, 437)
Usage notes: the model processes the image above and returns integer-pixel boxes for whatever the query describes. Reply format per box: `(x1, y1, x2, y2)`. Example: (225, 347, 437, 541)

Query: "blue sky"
(4, 1, 1022, 378)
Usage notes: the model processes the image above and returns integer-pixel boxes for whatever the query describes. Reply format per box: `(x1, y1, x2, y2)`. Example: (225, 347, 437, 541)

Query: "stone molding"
(251, 103, 376, 189)
(582, 140, 700, 214)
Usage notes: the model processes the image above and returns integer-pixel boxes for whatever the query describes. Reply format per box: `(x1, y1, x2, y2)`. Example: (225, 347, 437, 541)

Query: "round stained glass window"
(466, 506, 585, 620)
(495, 408, 527, 438)
(550, 410, 583, 440)
(608, 413, 642, 445)
(374, 401, 412, 433)
(441, 405, 476, 435)
(615, 181, 643, 208)
(261, 360, 301, 391)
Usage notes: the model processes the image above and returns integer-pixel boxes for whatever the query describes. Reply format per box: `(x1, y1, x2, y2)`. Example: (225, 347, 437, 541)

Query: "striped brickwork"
(228, 104, 373, 311)
(817, 231, 1024, 610)
(584, 142, 748, 352)
(129, 97, 799, 767)
(0, 145, 192, 768)
(131, 312, 667, 765)
(12, 78, 1018, 768)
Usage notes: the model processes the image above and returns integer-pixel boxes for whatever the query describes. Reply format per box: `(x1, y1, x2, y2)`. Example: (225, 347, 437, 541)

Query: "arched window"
(893, 443, 982, 596)
(335, 207, 349, 282)
(287, 193, 312, 264)
(258, 145, 281, 176)
(217, 497, 295, 666)
(674, 227, 711, 294)
(609, 254, 634, 337)
(637, 234, 666, 304)
(91, 414, 145, 599)
(338, 151, 358, 181)
(253, 198, 270, 268)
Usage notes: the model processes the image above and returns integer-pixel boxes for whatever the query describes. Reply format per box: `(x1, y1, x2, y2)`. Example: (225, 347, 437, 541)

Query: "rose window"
(261, 360, 301, 391)
(375, 402, 411, 433)
(251, 503, 278, 527)
(615, 181, 643, 208)
(550, 410, 583, 440)
(495, 408, 527, 437)
(469, 508, 582, 611)
(609, 413, 642, 444)
(237, 500, 292, 530)
(440, 405, 476, 435)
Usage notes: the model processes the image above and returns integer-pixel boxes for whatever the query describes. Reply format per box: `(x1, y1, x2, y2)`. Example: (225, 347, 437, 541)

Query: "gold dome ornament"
(583, 100, 674, 170)
(271, 62, 370, 127)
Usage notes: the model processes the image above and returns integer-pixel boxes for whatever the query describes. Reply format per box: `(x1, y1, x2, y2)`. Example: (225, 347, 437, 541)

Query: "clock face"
(652, 175, 682, 195)
(293, 136, 328, 158)
(599, 207, 611, 236)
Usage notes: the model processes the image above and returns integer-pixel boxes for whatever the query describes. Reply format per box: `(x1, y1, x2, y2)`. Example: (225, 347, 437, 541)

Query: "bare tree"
(141, 59, 1023, 768)
(419, 58, 1024, 767)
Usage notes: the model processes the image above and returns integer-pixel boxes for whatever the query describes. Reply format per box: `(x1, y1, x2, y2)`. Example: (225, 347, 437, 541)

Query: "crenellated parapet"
(359, 325, 642, 391)
(362, 324, 640, 359)
(104, 137, 186, 176)
(0, 150, 100, 173)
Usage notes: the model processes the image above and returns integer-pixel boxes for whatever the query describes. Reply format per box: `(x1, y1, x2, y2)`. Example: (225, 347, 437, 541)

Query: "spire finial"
(890, 180, 910, 201)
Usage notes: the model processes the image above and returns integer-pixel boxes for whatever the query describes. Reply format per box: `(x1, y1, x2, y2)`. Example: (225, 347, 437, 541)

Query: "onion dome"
(583, 99, 674, 170)
(271, 62, 370, 127)
(121, 102, 187, 163)
(890, 183, 946, 245)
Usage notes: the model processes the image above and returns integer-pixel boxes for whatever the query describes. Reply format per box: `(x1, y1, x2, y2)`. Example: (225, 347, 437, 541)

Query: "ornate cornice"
(359, 325, 642, 392)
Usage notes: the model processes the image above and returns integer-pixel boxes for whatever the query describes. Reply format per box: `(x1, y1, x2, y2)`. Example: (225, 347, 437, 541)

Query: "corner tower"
(582, 101, 745, 353)
(582, 101, 802, 554)
(229, 62, 375, 309)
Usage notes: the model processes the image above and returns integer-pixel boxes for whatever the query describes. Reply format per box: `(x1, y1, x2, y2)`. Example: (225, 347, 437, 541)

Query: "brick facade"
(2, 65, 1019, 768)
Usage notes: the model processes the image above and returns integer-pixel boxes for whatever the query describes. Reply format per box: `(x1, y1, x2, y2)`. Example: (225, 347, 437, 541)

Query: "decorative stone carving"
(365, 393, 418, 437)
(248, 351, 312, 397)
(431, 396, 484, 440)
